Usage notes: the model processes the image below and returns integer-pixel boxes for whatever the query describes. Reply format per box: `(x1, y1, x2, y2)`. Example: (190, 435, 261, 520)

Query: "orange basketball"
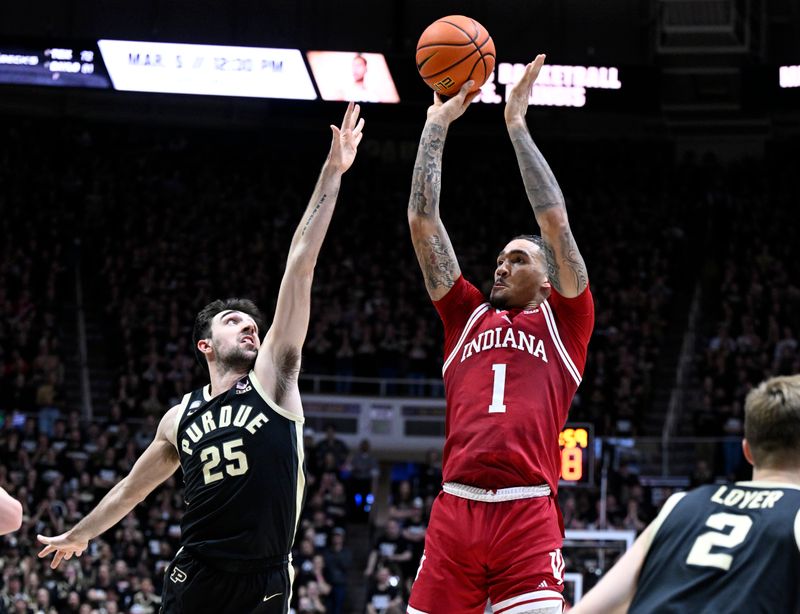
(415, 15, 496, 95)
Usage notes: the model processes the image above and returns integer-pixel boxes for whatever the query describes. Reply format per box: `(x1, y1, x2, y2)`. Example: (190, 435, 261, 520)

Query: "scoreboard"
(0, 43, 110, 88)
(559, 423, 594, 486)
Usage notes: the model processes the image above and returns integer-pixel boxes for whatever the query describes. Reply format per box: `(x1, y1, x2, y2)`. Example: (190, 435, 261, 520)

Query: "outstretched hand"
(37, 531, 88, 570)
(426, 81, 479, 127)
(504, 54, 546, 124)
(328, 101, 365, 174)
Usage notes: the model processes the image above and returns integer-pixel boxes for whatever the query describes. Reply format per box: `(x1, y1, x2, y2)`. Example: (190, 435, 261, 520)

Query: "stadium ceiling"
(5, 1, 799, 64)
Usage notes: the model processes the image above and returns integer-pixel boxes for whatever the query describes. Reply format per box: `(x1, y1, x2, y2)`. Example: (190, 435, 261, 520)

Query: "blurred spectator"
(415, 450, 442, 499)
(324, 527, 353, 614)
(363, 519, 412, 580)
(364, 565, 403, 614)
(315, 425, 350, 472)
(346, 439, 379, 521)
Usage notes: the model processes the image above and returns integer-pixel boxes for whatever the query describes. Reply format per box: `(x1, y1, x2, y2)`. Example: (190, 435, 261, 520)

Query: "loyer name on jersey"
(709, 485, 784, 509)
(181, 404, 268, 455)
(461, 327, 548, 364)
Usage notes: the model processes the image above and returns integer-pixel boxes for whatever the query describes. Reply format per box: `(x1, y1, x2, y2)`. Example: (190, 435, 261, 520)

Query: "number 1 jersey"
(175, 371, 306, 561)
(433, 276, 594, 492)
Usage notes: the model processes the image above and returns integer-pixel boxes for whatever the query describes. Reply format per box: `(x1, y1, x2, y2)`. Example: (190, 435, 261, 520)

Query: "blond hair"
(744, 374, 800, 469)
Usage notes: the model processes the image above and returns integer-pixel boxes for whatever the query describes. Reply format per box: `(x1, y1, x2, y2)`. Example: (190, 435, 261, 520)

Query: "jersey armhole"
(249, 370, 305, 424)
(171, 393, 192, 448)
(643, 491, 688, 551)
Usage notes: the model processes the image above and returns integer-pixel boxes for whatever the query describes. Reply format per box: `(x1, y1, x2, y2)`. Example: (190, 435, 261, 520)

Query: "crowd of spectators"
(359, 452, 440, 613)
(0, 410, 375, 613)
(4, 114, 796, 612)
(49, 122, 692, 439)
(0, 131, 70, 438)
(686, 150, 800, 477)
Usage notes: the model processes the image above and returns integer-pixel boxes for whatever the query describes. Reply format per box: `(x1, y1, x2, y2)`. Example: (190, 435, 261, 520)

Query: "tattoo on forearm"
(408, 123, 446, 217)
(509, 125, 564, 215)
(542, 239, 562, 293)
(544, 230, 588, 294)
(560, 228, 589, 292)
(415, 233, 458, 292)
(509, 125, 588, 293)
(301, 194, 327, 236)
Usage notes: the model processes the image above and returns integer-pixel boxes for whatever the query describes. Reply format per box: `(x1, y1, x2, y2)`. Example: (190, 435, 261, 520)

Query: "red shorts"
(407, 490, 565, 614)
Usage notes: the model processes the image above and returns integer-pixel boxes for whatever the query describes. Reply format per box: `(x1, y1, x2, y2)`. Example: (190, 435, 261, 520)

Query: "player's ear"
(197, 338, 213, 358)
(741, 439, 754, 466)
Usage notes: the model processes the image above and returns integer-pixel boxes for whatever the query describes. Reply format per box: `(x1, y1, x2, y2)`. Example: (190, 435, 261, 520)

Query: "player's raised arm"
(257, 103, 364, 393)
(0, 487, 23, 535)
(407, 82, 476, 301)
(37, 405, 182, 569)
(505, 55, 588, 298)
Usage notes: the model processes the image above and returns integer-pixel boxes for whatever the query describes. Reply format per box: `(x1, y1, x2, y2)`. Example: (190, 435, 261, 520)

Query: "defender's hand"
(504, 54, 546, 125)
(426, 81, 478, 127)
(37, 531, 89, 569)
(328, 101, 365, 174)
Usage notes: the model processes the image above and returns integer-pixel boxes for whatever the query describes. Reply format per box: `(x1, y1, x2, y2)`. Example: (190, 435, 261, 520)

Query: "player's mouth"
(240, 335, 255, 345)
(493, 280, 507, 288)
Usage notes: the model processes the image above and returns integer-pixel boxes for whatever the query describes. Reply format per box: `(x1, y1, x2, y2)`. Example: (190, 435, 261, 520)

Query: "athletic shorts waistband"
(184, 548, 289, 574)
(442, 482, 551, 502)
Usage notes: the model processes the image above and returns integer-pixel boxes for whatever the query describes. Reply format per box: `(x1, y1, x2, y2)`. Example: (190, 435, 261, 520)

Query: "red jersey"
(433, 275, 594, 492)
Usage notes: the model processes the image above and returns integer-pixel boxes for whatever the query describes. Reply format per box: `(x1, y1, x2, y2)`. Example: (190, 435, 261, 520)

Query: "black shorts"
(160, 548, 291, 614)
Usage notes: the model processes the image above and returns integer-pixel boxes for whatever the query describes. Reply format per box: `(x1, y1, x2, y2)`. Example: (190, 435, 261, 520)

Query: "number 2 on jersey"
(488, 364, 507, 413)
(200, 438, 249, 485)
(685, 512, 753, 571)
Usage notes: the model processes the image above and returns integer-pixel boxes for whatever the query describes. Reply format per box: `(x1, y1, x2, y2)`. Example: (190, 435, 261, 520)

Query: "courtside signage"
(97, 39, 317, 99)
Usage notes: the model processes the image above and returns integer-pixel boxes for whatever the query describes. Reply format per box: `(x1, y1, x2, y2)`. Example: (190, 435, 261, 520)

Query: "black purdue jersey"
(630, 481, 800, 614)
(174, 371, 306, 561)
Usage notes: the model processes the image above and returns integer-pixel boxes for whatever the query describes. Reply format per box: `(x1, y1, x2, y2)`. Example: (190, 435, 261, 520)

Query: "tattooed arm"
(505, 55, 588, 298)
(408, 83, 476, 300)
(255, 103, 364, 410)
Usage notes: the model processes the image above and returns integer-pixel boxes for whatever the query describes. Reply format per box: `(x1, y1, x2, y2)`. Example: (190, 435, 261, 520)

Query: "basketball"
(415, 15, 496, 95)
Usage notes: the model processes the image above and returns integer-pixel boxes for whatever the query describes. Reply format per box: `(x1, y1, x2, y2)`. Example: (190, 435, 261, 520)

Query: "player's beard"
(489, 289, 510, 310)
(216, 343, 257, 375)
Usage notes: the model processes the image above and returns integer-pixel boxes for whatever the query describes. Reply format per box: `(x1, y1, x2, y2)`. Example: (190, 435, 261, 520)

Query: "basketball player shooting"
(36, 102, 365, 614)
(406, 54, 594, 614)
(570, 374, 800, 614)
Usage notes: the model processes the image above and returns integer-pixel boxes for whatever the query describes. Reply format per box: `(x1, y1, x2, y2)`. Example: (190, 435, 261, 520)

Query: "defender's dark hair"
(192, 298, 266, 369)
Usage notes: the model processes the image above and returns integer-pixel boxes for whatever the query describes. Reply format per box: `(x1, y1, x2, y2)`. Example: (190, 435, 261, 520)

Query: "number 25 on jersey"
(200, 438, 250, 485)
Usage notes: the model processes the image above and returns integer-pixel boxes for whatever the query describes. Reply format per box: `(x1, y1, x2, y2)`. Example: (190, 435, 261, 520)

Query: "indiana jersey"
(630, 482, 800, 614)
(433, 276, 594, 491)
(174, 371, 305, 561)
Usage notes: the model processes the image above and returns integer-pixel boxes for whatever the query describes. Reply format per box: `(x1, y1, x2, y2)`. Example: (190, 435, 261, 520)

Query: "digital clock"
(559, 423, 594, 485)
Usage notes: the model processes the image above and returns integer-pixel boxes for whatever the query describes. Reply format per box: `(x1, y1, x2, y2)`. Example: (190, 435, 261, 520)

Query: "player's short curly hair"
(744, 375, 800, 468)
(192, 298, 266, 369)
(511, 234, 545, 250)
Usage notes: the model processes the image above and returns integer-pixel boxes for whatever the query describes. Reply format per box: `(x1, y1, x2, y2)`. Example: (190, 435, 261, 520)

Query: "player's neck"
(208, 368, 249, 398)
(750, 467, 800, 486)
